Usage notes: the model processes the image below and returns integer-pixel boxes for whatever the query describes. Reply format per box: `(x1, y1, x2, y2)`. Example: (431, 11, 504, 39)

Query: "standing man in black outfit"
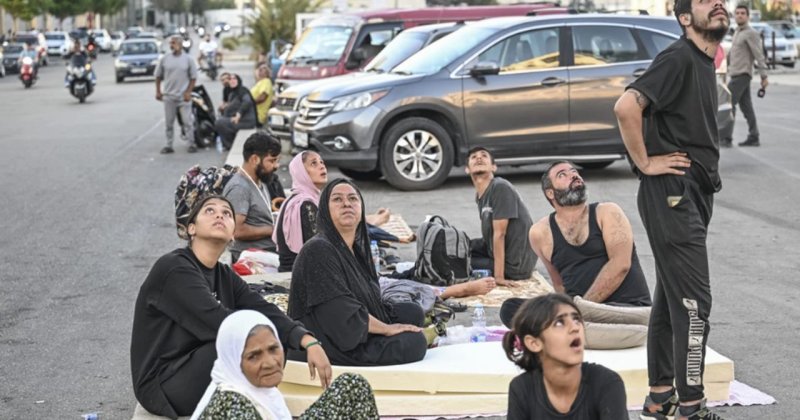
(614, 0, 729, 418)
(466, 147, 537, 287)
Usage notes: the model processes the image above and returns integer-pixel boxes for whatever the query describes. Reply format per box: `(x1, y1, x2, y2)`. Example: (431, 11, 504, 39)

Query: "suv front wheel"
(380, 117, 453, 191)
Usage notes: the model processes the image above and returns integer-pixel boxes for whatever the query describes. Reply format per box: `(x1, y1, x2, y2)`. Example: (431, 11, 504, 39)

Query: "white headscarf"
(190, 310, 292, 420)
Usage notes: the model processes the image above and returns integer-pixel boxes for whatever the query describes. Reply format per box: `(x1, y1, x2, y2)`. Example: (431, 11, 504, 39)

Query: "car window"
(637, 29, 678, 58)
(480, 28, 560, 72)
(121, 42, 158, 55)
(572, 25, 642, 65)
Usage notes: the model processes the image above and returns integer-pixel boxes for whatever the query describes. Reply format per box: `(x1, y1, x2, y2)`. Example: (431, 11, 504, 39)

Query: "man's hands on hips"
(639, 152, 691, 176)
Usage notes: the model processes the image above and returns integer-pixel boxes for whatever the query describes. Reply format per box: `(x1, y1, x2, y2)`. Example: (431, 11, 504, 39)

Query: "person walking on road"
(155, 35, 199, 154)
(724, 4, 769, 148)
(614, 0, 729, 417)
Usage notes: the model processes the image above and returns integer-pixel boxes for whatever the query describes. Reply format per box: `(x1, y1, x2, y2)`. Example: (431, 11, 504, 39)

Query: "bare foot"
(366, 208, 391, 226)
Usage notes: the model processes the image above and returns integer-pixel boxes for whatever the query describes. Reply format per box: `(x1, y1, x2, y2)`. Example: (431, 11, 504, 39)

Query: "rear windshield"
(121, 42, 158, 55)
(393, 26, 497, 75)
(3, 45, 23, 53)
(288, 25, 354, 63)
(364, 31, 427, 73)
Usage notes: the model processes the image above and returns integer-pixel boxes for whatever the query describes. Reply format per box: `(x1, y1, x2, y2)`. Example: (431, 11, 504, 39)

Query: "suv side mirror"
(469, 61, 500, 77)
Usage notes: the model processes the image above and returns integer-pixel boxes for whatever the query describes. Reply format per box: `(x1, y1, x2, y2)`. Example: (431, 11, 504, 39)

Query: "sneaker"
(640, 390, 679, 420)
(160, 146, 174, 154)
(187, 145, 198, 153)
(738, 139, 760, 147)
(676, 400, 725, 420)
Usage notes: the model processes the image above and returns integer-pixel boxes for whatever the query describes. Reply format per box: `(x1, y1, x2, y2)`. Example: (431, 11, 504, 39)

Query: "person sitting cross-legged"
(500, 161, 652, 350)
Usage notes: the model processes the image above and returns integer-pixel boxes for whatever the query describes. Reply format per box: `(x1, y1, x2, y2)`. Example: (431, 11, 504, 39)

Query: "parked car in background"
(269, 22, 463, 146)
(110, 31, 125, 53)
(766, 20, 800, 54)
(115, 39, 161, 83)
(125, 26, 144, 39)
(294, 15, 733, 190)
(91, 29, 113, 52)
(751, 22, 797, 67)
(275, 3, 568, 93)
(0, 48, 5, 77)
(2, 43, 25, 74)
(45, 31, 73, 57)
(15, 32, 48, 66)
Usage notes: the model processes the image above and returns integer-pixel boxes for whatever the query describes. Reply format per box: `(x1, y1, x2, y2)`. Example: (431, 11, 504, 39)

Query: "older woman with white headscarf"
(192, 310, 379, 420)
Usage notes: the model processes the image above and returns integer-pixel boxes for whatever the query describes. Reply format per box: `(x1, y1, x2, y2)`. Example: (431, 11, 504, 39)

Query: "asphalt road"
(0, 51, 797, 419)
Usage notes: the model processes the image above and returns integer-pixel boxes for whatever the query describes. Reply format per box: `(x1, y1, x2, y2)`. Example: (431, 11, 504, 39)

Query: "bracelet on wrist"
(304, 339, 321, 350)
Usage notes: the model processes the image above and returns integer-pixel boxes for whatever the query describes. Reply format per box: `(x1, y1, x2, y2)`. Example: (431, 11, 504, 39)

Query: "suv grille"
(295, 99, 334, 126)
(275, 96, 296, 111)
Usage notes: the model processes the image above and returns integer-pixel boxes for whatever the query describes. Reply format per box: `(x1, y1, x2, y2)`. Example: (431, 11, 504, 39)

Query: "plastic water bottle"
(470, 303, 488, 343)
(370, 240, 381, 274)
(215, 136, 223, 153)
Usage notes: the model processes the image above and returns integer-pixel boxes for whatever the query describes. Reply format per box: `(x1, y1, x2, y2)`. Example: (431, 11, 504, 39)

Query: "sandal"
(443, 299, 467, 313)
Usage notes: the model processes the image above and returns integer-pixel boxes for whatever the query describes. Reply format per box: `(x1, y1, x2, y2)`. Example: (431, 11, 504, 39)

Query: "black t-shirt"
(276, 197, 319, 272)
(507, 363, 627, 420)
(477, 177, 537, 279)
(627, 36, 721, 193)
(130, 248, 309, 417)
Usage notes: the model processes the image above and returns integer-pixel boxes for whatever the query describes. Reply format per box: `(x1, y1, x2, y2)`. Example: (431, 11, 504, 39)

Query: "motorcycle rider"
(18, 43, 39, 79)
(198, 34, 222, 68)
(64, 42, 97, 87)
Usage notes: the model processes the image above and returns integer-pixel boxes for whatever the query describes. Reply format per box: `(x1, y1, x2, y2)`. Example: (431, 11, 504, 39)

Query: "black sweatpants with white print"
(637, 174, 714, 403)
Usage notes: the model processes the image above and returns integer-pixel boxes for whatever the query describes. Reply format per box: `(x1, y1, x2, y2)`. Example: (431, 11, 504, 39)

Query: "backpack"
(174, 164, 239, 239)
(414, 215, 471, 286)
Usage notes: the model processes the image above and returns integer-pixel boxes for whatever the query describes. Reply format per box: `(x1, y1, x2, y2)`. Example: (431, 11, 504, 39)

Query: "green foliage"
(750, 0, 793, 21)
(221, 36, 239, 50)
(151, 0, 187, 14)
(47, 0, 88, 20)
(247, 0, 321, 55)
(0, 0, 48, 21)
(88, 0, 127, 15)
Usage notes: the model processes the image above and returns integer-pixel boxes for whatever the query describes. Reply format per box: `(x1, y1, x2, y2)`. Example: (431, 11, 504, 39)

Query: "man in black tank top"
(500, 161, 651, 349)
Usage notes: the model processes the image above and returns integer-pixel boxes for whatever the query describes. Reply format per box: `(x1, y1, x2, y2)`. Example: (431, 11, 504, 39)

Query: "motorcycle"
(201, 51, 218, 80)
(182, 35, 192, 53)
(66, 55, 94, 103)
(177, 84, 217, 149)
(19, 56, 36, 88)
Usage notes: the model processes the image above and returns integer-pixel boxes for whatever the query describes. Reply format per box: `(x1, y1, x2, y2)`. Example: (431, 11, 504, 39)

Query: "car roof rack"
(527, 7, 579, 16)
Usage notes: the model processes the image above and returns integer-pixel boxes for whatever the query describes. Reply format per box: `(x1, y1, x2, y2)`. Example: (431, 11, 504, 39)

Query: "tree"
(151, 0, 188, 14)
(88, 0, 127, 16)
(751, 0, 793, 20)
(248, 0, 320, 55)
(47, 0, 89, 27)
(0, 0, 45, 22)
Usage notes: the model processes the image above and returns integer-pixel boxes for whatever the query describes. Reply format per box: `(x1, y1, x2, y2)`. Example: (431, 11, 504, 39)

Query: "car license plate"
(293, 130, 309, 147)
(131, 67, 147, 74)
(269, 115, 285, 126)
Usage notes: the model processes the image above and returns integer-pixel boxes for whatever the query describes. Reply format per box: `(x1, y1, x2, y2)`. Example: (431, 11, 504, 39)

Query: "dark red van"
(275, 4, 566, 92)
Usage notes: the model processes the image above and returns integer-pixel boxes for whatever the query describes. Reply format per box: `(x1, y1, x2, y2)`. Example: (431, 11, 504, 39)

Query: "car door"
(460, 25, 569, 160)
(566, 23, 652, 154)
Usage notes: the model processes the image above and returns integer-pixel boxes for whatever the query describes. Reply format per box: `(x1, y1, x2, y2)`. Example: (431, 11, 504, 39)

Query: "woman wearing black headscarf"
(288, 179, 428, 366)
(214, 73, 258, 150)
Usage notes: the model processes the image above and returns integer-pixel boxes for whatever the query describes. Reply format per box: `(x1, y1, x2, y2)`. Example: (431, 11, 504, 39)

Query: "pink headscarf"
(272, 152, 321, 253)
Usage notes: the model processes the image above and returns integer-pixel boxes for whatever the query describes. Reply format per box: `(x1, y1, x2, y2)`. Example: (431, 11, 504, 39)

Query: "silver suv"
(294, 15, 732, 190)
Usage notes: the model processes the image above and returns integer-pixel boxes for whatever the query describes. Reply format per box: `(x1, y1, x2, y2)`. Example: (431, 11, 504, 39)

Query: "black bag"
(414, 215, 471, 286)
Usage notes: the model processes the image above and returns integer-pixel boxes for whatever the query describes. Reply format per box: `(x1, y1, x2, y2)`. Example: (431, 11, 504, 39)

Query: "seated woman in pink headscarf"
(273, 151, 328, 272)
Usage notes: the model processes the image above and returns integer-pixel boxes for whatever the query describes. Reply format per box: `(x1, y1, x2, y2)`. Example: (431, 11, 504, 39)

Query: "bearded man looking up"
(614, 0, 729, 416)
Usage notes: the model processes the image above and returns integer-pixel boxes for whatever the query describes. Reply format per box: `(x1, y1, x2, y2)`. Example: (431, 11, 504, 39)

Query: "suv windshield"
(4, 44, 23, 53)
(45, 34, 65, 40)
(364, 31, 427, 73)
(16, 36, 38, 45)
(289, 25, 353, 63)
(392, 26, 496, 75)
(121, 42, 158, 55)
(752, 23, 784, 38)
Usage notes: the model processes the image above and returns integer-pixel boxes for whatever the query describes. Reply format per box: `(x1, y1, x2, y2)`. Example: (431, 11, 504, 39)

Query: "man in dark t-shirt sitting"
(466, 147, 537, 287)
(500, 161, 652, 349)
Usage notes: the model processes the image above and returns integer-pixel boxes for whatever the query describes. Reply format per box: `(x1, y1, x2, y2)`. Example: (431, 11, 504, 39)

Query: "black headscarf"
(288, 178, 391, 323)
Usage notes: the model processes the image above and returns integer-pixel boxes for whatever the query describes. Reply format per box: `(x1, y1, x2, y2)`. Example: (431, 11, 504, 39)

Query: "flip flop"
(443, 299, 467, 313)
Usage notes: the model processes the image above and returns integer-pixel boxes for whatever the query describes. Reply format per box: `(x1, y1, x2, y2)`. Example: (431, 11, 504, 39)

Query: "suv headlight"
(150, 59, 159, 66)
(115, 59, 128, 68)
(331, 90, 389, 113)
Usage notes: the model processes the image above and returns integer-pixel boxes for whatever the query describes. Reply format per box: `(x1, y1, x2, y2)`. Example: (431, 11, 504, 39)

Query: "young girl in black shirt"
(502, 294, 627, 419)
